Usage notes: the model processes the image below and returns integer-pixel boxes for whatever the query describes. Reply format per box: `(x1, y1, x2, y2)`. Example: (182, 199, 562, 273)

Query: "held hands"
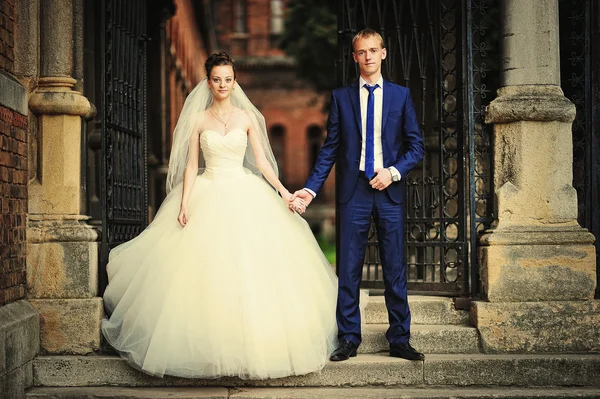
(370, 168, 393, 191)
(290, 190, 314, 214)
(282, 190, 307, 214)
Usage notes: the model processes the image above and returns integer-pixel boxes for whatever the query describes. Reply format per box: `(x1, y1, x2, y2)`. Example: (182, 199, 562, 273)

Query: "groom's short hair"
(352, 29, 384, 51)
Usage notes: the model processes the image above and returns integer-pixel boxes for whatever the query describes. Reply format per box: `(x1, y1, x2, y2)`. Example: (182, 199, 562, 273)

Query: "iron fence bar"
(466, 0, 478, 297)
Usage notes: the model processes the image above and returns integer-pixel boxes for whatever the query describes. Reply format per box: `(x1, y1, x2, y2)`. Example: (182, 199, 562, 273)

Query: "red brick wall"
(166, 0, 208, 141)
(0, 0, 26, 307)
(0, 105, 28, 307)
(0, 0, 15, 73)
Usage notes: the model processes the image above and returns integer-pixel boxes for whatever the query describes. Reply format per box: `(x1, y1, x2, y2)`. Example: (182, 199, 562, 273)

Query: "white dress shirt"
(304, 75, 400, 198)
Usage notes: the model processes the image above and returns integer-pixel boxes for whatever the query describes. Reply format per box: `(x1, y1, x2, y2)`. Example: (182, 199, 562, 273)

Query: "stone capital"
(29, 77, 90, 117)
(484, 85, 576, 124)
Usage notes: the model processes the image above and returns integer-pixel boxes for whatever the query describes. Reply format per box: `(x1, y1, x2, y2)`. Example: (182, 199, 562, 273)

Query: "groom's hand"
(370, 168, 393, 191)
(291, 190, 314, 213)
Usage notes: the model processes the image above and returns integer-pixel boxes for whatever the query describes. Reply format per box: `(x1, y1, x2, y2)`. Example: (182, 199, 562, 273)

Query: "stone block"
(1, 361, 33, 399)
(32, 355, 424, 388)
(359, 324, 480, 354)
(0, 300, 40, 374)
(424, 354, 600, 387)
(478, 228, 596, 302)
(26, 387, 229, 398)
(471, 300, 600, 353)
(29, 298, 103, 355)
(27, 241, 98, 299)
(365, 296, 469, 325)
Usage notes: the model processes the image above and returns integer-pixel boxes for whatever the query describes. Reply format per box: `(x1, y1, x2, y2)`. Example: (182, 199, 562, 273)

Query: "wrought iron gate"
(559, 0, 600, 298)
(98, 0, 149, 292)
(336, 0, 499, 296)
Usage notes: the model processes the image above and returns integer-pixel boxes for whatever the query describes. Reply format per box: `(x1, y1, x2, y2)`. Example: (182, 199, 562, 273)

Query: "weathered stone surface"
(1, 361, 33, 399)
(0, 71, 28, 114)
(490, 120, 578, 224)
(502, 0, 560, 86)
(27, 241, 98, 299)
(32, 355, 423, 388)
(27, 387, 229, 399)
(24, 387, 600, 399)
(0, 300, 40, 374)
(365, 296, 469, 325)
(478, 232, 596, 302)
(33, 354, 600, 388)
(231, 387, 600, 399)
(471, 300, 600, 353)
(485, 86, 575, 124)
(29, 299, 103, 355)
(424, 354, 600, 387)
(359, 324, 479, 354)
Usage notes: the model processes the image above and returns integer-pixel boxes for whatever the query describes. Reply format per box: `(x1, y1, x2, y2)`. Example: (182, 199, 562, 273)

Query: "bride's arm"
(178, 131, 200, 226)
(247, 123, 287, 195)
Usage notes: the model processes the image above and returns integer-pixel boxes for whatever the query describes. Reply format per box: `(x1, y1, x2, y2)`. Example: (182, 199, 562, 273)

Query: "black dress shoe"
(330, 339, 358, 361)
(390, 342, 425, 361)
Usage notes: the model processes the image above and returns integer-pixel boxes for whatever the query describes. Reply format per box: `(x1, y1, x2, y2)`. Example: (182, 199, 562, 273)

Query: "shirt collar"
(359, 75, 383, 90)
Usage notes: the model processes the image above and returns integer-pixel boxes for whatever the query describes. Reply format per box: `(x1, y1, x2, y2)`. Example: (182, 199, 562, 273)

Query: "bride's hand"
(290, 197, 306, 214)
(177, 205, 189, 227)
(281, 190, 295, 214)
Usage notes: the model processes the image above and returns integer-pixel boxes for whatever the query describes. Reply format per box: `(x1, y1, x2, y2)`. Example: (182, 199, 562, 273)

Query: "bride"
(102, 52, 338, 379)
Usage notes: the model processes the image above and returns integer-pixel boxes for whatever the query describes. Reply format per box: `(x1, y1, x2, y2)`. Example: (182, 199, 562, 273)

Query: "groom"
(293, 29, 425, 361)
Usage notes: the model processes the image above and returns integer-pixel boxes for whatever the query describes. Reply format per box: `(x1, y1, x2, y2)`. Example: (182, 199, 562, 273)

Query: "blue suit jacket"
(306, 79, 424, 204)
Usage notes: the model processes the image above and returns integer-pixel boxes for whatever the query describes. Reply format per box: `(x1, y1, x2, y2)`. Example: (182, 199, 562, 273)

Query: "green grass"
(317, 234, 336, 265)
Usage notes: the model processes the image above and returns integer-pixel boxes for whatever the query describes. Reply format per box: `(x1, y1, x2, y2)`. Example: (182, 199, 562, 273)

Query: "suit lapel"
(348, 81, 362, 136)
(381, 79, 393, 133)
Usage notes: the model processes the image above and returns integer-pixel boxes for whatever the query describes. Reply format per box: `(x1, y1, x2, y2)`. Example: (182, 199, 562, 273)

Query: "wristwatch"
(388, 167, 400, 182)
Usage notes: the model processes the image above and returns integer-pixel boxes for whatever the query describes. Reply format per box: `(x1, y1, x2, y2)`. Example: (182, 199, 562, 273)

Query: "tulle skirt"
(101, 171, 338, 379)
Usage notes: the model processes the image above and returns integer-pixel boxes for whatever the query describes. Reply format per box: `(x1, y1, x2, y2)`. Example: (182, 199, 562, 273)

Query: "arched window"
(269, 125, 286, 183)
(307, 124, 323, 171)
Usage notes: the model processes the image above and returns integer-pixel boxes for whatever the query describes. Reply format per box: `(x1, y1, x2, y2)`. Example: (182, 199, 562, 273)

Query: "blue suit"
(305, 79, 424, 346)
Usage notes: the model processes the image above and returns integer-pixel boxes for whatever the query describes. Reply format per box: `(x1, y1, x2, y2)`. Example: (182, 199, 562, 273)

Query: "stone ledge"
(359, 324, 480, 354)
(471, 300, 600, 354)
(24, 386, 600, 399)
(0, 300, 40, 375)
(0, 71, 29, 115)
(484, 85, 576, 124)
(424, 354, 600, 386)
(365, 296, 469, 325)
(29, 298, 103, 355)
(32, 354, 600, 388)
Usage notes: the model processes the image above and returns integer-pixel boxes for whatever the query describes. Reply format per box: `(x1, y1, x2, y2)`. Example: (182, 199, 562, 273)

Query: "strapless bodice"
(200, 129, 247, 178)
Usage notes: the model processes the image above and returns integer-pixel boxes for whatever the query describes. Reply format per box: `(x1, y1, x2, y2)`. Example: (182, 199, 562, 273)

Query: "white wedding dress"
(102, 129, 338, 379)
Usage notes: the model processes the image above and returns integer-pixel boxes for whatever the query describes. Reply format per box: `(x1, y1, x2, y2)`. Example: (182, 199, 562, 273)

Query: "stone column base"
(471, 300, 600, 353)
(29, 298, 103, 355)
(479, 226, 596, 302)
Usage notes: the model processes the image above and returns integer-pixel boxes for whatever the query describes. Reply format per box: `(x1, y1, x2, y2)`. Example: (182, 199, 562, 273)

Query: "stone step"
(365, 295, 469, 325)
(26, 386, 600, 399)
(359, 324, 479, 354)
(33, 353, 600, 388)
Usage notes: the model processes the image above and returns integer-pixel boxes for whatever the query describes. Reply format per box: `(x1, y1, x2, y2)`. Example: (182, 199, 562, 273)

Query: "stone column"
(472, 0, 599, 353)
(27, 0, 102, 354)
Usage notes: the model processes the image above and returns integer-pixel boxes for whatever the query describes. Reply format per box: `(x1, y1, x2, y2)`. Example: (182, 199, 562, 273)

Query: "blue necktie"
(364, 84, 379, 179)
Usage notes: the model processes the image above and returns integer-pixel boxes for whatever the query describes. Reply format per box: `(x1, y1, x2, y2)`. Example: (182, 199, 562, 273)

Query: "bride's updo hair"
(205, 52, 236, 78)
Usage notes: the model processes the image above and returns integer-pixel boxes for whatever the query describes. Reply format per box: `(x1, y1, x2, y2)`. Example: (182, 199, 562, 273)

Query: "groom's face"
(353, 36, 386, 78)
